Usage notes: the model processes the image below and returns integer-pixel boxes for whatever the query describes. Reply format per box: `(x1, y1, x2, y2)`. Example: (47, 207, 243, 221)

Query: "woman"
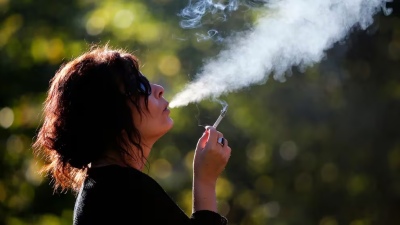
(33, 45, 231, 225)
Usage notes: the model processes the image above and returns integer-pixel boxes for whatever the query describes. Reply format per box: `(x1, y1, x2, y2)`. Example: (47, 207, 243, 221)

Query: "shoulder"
(83, 165, 161, 192)
(87, 165, 143, 181)
(74, 166, 148, 223)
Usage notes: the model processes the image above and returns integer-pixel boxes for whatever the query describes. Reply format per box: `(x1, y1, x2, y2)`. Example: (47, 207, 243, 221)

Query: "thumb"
(196, 128, 210, 150)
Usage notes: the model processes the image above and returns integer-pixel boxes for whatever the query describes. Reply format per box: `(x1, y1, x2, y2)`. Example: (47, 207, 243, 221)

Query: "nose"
(152, 84, 164, 98)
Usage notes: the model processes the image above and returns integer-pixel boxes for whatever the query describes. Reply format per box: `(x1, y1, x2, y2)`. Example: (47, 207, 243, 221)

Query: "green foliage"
(1, 0, 400, 225)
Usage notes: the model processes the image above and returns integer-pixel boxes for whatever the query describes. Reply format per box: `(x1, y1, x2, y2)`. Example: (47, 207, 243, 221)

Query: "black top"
(73, 165, 228, 225)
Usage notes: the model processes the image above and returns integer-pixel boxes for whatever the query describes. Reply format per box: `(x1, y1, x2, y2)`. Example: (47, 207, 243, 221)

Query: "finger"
(222, 138, 228, 148)
(196, 129, 209, 150)
(220, 138, 229, 151)
(205, 126, 219, 148)
(221, 138, 231, 160)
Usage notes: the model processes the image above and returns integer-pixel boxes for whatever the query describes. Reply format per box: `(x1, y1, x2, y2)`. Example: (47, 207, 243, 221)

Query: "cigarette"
(212, 104, 228, 128)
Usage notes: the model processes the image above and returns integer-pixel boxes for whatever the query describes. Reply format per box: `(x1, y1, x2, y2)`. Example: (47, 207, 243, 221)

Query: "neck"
(91, 143, 153, 171)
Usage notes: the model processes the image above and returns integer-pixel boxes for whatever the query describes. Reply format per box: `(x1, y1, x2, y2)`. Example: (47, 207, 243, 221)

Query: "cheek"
(145, 97, 158, 117)
(130, 99, 149, 126)
(135, 101, 156, 127)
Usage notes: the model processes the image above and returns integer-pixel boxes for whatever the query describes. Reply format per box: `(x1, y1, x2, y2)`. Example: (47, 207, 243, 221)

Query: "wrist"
(192, 178, 218, 213)
(193, 177, 216, 187)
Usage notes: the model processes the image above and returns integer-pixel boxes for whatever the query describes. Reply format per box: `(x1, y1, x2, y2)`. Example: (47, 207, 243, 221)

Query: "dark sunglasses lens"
(137, 75, 151, 95)
(138, 82, 150, 95)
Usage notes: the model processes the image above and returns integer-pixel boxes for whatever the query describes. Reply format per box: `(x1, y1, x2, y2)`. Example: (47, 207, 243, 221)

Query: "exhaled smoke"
(169, 0, 388, 108)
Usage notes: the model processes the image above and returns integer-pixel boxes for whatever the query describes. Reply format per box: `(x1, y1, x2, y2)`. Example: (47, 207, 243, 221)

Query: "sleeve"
(190, 210, 228, 225)
(138, 173, 229, 225)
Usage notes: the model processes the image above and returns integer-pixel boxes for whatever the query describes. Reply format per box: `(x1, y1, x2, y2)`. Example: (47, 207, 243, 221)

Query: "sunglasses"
(124, 72, 152, 97)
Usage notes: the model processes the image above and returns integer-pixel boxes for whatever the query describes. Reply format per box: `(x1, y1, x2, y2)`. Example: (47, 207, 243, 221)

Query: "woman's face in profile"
(132, 83, 174, 142)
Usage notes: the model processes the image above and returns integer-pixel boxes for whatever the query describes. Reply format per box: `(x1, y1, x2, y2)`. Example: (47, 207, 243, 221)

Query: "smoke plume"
(169, 0, 388, 108)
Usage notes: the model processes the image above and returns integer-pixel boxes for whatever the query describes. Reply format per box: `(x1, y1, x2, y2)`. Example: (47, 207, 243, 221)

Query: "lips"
(163, 102, 169, 111)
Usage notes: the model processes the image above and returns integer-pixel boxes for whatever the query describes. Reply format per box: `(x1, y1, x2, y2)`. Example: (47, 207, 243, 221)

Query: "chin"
(166, 119, 174, 131)
(161, 118, 174, 133)
(156, 126, 173, 141)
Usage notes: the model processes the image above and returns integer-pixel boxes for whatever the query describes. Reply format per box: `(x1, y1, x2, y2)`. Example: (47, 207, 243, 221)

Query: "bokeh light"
(0, 107, 14, 128)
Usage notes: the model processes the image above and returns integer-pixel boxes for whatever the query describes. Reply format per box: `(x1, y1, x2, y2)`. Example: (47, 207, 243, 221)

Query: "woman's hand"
(192, 126, 231, 212)
(193, 126, 231, 184)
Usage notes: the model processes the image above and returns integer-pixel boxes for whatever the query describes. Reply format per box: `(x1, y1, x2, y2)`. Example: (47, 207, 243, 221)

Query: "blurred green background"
(1, 0, 400, 225)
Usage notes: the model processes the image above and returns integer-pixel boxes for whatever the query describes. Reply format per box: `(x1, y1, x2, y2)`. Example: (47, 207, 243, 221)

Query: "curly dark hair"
(33, 45, 152, 194)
